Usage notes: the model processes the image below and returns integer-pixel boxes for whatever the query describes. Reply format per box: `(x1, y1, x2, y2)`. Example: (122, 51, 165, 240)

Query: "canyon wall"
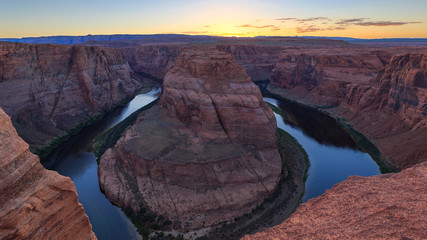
(0, 107, 96, 240)
(121, 44, 285, 82)
(0, 42, 149, 152)
(98, 49, 282, 231)
(270, 47, 427, 169)
(243, 161, 427, 240)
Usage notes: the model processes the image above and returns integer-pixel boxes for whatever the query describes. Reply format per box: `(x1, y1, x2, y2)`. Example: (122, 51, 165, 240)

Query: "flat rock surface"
(243, 162, 427, 240)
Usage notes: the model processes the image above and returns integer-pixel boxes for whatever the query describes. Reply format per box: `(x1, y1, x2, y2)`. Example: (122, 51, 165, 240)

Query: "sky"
(1, 0, 427, 38)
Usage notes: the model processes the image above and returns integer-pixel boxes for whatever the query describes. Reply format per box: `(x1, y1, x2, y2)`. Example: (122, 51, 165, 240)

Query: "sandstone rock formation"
(0, 42, 149, 152)
(270, 47, 427, 169)
(98, 48, 282, 230)
(243, 161, 427, 240)
(0, 107, 96, 240)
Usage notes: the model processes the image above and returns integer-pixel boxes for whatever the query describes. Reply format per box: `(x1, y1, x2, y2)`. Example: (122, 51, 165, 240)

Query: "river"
(42, 90, 380, 239)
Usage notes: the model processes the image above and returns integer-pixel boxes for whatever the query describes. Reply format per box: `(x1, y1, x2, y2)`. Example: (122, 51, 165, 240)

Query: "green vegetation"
(338, 121, 396, 173)
(35, 112, 106, 159)
(200, 125, 309, 240)
(93, 99, 159, 158)
(257, 81, 397, 174)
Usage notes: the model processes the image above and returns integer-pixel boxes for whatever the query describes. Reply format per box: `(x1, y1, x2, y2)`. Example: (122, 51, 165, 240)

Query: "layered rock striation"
(98, 48, 282, 230)
(0, 107, 96, 240)
(0, 42, 148, 152)
(243, 161, 427, 240)
(270, 48, 427, 169)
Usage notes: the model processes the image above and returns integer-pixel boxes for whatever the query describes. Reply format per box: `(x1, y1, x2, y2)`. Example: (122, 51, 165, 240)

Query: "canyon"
(98, 48, 283, 234)
(0, 42, 153, 155)
(269, 47, 427, 170)
(0, 107, 96, 240)
(0, 36, 426, 239)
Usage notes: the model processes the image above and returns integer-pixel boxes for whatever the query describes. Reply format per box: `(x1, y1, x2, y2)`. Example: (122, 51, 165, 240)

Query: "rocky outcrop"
(0, 107, 96, 240)
(0, 42, 149, 152)
(122, 44, 286, 82)
(270, 48, 427, 169)
(122, 45, 183, 79)
(159, 48, 278, 146)
(98, 48, 282, 231)
(243, 161, 427, 240)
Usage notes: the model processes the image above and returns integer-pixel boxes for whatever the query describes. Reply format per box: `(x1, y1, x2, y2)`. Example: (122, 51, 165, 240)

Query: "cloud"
(296, 17, 331, 22)
(276, 17, 297, 21)
(336, 18, 421, 26)
(336, 18, 368, 25)
(296, 25, 347, 33)
(277, 17, 331, 24)
(182, 31, 209, 34)
(354, 21, 422, 26)
(296, 27, 322, 33)
(236, 24, 275, 29)
(293, 17, 422, 33)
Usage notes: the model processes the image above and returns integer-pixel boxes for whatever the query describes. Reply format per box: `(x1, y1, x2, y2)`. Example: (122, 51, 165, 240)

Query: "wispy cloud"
(355, 21, 422, 26)
(235, 24, 280, 31)
(276, 17, 297, 22)
(280, 16, 423, 33)
(182, 31, 209, 34)
(296, 25, 347, 33)
(296, 17, 331, 22)
(236, 24, 277, 29)
(336, 18, 368, 25)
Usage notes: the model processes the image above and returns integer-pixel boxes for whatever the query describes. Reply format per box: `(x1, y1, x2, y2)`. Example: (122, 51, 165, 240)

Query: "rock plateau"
(98, 48, 282, 230)
(0, 107, 96, 240)
(243, 161, 427, 240)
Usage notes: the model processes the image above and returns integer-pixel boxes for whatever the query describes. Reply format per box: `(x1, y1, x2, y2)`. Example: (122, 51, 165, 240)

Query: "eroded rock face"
(0, 108, 96, 240)
(0, 42, 147, 151)
(160, 48, 278, 147)
(270, 48, 427, 169)
(99, 48, 282, 230)
(243, 161, 427, 240)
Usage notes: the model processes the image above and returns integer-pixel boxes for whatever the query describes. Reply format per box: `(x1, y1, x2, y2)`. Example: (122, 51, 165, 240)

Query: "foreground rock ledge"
(98, 48, 282, 230)
(243, 162, 427, 240)
(0, 108, 96, 240)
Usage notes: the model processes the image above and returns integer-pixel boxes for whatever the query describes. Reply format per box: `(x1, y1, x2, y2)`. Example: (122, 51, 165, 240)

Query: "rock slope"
(99, 48, 282, 230)
(0, 107, 96, 240)
(0, 42, 148, 152)
(243, 161, 427, 240)
(270, 47, 427, 169)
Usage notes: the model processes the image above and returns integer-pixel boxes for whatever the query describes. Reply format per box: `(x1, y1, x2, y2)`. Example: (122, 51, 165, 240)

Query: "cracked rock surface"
(98, 48, 282, 229)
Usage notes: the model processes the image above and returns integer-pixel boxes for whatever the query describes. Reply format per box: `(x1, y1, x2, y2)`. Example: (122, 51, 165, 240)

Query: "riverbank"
(37, 81, 157, 160)
(93, 101, 309, 240)
(256, 81, 396, 173)
(197, 127, 309, 240)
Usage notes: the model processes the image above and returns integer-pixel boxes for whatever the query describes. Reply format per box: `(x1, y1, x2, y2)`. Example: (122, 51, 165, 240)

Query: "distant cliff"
(269, 47, 427, 169)
(0, 42, 149, 154)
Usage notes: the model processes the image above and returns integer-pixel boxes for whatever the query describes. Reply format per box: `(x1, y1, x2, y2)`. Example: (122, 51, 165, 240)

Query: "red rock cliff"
(99, 48, 282, 231)
(0, 107, 96, 240)
(0, 42, 148, 151)
(270, 47, 427, 169)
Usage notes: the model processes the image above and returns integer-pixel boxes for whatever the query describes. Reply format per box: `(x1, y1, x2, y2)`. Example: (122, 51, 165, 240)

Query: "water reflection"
(264, 97, 380, 202)
(42, 88, 160, 240)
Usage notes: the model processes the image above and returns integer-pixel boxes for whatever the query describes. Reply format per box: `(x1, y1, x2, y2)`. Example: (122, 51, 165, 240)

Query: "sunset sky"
(1, 0, 427, 38)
